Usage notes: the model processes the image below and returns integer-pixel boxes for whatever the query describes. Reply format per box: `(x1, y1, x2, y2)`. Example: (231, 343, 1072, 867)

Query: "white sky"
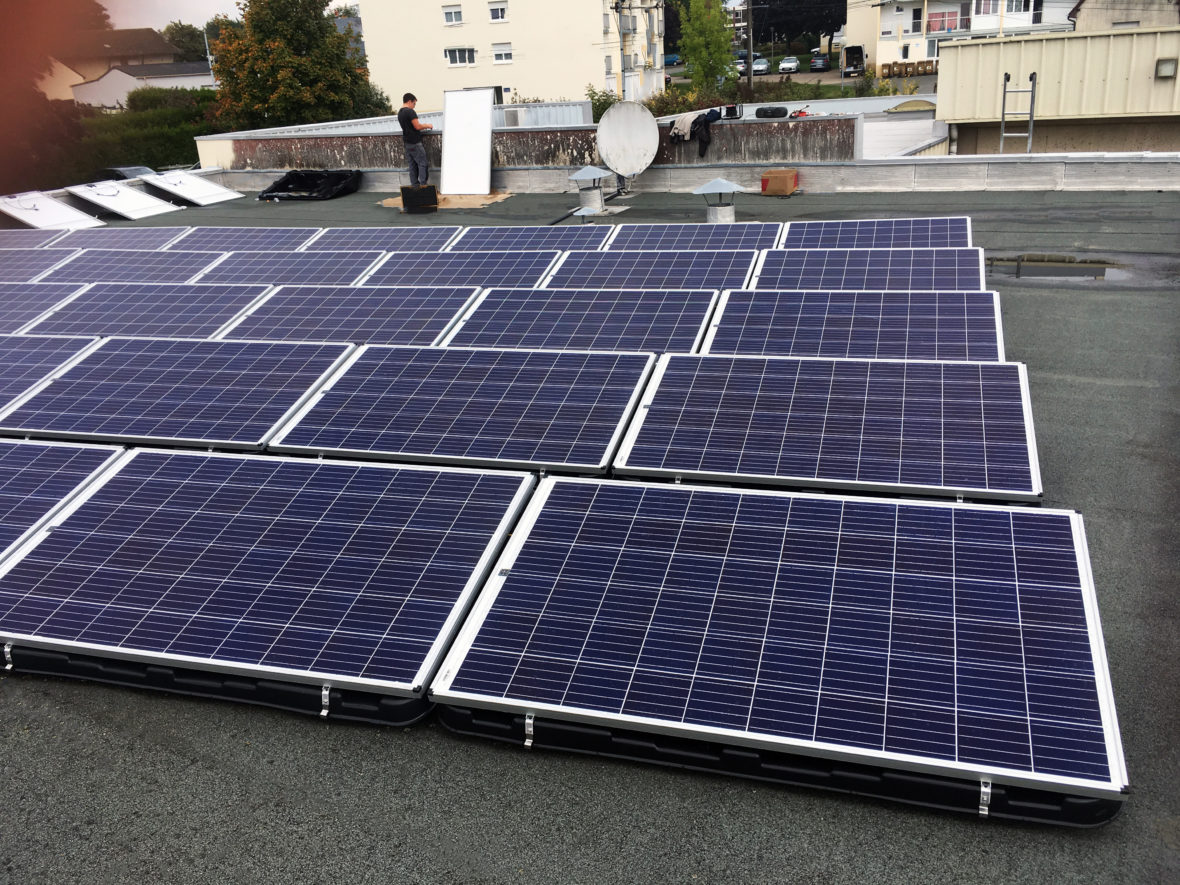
(102, 0, 352, 30)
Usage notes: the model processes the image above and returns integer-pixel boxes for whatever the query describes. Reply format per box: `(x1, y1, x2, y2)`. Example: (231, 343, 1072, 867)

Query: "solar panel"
(752, 249, 985, 292)
(0, 337, 351, 449)
(0, 335, 98, 408)
(49, 227, 190, 251)
(605, 222, 783, 251)
(0, 249, 78, 283)
(26, 283, 270, 339)
(64, 181, 181, 220)
(39, 249, 226, 284)
(271, 345, 654, 472)
(196, 251, 384, 286)
(362, 251, 560, 288)
(449, 226, 612, 252)
(614, 354, 1041, 500)
(0, 283, 86, 333)
(442, 288, 718, 353)
(0, 439, 121, 554)
(781, 217, 973, 249)
(544, 250, 758, 291)
(431, 477, 1128, 826)
(140, 171, 244, 206)
(223, 285, 478, 345)
(170, 227, 320, 251)
(702, 290, 1005, 361)
(0, 192, 104, 230)
(0, 449, 534, 724)
(0, 230, 66, 248)
(305, 227, 461, 252)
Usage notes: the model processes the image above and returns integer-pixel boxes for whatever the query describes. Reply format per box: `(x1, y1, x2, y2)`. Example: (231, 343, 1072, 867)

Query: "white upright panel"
(0, 193, 104, 230)
(440, 88, 495, 196)
(65, 181, 181, 220)
(140, 171, 245, 206)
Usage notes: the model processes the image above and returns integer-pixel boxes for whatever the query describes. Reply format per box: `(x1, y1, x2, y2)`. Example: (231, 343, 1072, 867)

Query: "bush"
(586, 84, 620, 122)
(126, 86, 217, 112)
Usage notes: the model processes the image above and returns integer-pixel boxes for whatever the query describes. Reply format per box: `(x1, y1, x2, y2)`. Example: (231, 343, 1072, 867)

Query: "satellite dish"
(597, 101, 659, 179)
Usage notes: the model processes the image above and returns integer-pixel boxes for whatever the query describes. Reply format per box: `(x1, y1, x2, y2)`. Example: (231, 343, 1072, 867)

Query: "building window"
(493, 42, 513, 63)
(489, 2, 507, 21)
(927, 12, 959, 31)
(604, 55, 612, 74)
(444, 47, 476, 65)
(1006, 0, 1030, 12)
(912, 8, 922, 32)
(975, 0, 998, 13)
(443, 5, 463, 24)
(901, 44, 910, 59)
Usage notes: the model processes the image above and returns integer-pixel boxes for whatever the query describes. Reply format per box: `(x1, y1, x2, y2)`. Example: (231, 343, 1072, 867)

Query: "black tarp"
(258, 170, 362, 201)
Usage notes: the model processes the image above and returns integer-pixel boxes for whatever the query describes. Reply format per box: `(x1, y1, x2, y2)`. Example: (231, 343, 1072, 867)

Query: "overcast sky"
(102, 0, 351, 30)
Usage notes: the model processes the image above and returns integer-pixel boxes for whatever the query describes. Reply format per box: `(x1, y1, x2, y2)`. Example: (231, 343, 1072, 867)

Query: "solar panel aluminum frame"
(268, 345, 658, 473)
(430, 476, 1129, 822)
(602, 222, 785, 251)
(537, 250, 759, 291)
(748, 248, 988, 292)
(612, 353, 1044, 502)
(777, 217, 974, 249)
(0, 449, 538, 721)
(699, 290, 1007, 362)
(0, 337, 356, 451)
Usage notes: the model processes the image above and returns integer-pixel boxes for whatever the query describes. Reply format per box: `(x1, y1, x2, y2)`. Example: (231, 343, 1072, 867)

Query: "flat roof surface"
(2, 189, 1178, 883)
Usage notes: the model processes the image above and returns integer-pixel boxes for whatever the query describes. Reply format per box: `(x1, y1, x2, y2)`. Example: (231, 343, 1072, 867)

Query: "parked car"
(752, 57, 769, 75)
(778, 56, 799, 74)
(664, 53, 681, 66)
(735, 49, 763, 61)
(735, 58, 747, 74)
(810, 53, 832, 72)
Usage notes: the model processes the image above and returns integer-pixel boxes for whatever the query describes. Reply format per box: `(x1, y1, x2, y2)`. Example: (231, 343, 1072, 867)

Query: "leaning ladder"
(999, 72, 1037, 153)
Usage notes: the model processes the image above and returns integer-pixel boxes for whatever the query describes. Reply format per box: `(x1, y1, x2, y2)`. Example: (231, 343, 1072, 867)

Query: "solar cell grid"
(39, 249, 225, 285)
(50, 227, 190, 251)
(544, 250, 757, 291)
(0, 450, 533, 693)
(170, 227, 320, 251)
(615, 354, 1039, 499)
(227, 285, 478, 345)
(0, 335, 98, 408)
(272, 345, 654, 471)
(753, 249, 984, 292)
(363, 251, 560, 288)
(704, 290, 1003, 361)
(305, 227, 461, 252)
(450, 226, 612, 252)
(0, 230, 65, 248)
(0, 249, 78, 283)
(606, 222, 783, 251)
(444, 288, 717, 353)
(0, 283, 86, 334)
(28, 282, 270, 339)
(434, 477, 1127, 800)
(197, 251, 384, 286)
(0, 337, 350, 448)
(781, 217, 972, 249)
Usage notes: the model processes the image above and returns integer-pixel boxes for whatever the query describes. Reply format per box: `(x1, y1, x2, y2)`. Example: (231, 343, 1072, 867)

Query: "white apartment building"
(355, 0, 665, 111)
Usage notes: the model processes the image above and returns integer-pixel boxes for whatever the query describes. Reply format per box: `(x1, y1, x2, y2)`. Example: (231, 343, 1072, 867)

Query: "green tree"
(163, 21, 208, 63)
(211, 0, 389, 130)
(677, 0, 733, 92)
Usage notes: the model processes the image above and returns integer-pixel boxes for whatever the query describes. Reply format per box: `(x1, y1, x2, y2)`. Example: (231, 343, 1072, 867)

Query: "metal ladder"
(999, 72, 1037, 153)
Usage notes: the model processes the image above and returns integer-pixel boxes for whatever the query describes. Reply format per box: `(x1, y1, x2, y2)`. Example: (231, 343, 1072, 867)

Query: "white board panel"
(141, 171, 245, 206)
(440, 88, 494, 196)
(65, 181, 181, 220)
(0, 193, 104, 230)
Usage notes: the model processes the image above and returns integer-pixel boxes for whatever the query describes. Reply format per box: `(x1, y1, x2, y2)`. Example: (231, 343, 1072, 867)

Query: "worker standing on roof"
(398, 93, 434, 188)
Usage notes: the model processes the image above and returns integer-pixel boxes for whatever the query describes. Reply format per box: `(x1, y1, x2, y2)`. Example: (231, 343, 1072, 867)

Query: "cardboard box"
(761, 168, 798, 196)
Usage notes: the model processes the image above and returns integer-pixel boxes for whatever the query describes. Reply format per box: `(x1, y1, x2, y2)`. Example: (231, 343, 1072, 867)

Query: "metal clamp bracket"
(523, 712, 535, 749)
(3, 642, 12, 671)
(979, 779, 992, 817)
(320, 684, 331, 718)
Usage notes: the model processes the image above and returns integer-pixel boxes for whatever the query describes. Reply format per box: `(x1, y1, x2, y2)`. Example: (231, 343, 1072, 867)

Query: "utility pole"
(613, 1, 628, 99)
(746, 0, 754, 90)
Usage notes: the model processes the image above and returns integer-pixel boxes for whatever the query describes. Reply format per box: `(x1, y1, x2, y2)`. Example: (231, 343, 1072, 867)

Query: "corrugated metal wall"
(938, 27, 1180, 122)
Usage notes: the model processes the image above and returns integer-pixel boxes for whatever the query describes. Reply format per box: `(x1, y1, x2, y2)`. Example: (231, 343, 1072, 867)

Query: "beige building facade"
(355, 0, 665, 112)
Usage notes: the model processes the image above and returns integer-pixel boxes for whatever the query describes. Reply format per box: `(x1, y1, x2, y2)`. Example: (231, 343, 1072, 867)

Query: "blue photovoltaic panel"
(273, 346, 653, 471)
(446, 288, 716, 353)
(615, 355, 1039, 499)
(230, 285, 478, 345)
(705, 291, 1003, 361)
(198, 251, 384, 286)
(0, 230, 65, 248)
(0, 335, 97, 408)
(306, 227, 461, 252)
(0, 249, 77, 283)
(364, 251, 560, 288)
(546, 250, 757, 291)
(49, 227, 190, 251)
(607, 223, 782, 251)
(170, 227, 320, 251)
(28, 282, 270, 339)
(0, 450, 532, 691)
(39, 249, 225, 284)
(0, 337, 349, 447)
(754, 249, 984, 292)
(781, 218, 972, 249)
(0, 283, 86, 333)
(451, 226, 612, 252)
(0, 440, 119, 552)
(434, 478, 1126, 796)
